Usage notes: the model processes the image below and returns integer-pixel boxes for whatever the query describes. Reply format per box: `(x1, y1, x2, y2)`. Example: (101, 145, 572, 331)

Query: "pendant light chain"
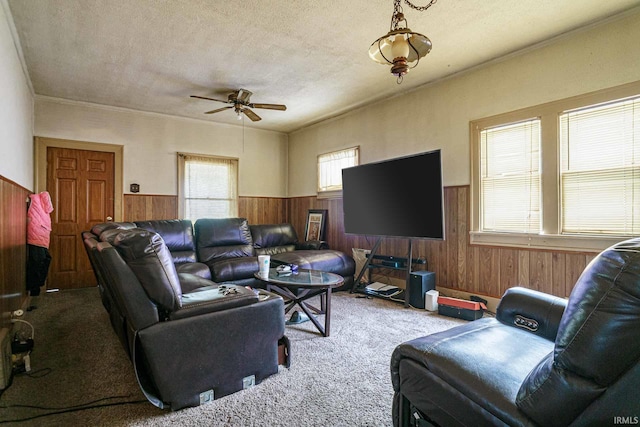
(391, 0, 438, 31)
(404, 0, 437, 12)
(391, 0, 403, 31)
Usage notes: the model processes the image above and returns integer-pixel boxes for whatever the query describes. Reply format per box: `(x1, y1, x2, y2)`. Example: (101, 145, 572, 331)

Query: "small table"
(254, 268, 344, 337)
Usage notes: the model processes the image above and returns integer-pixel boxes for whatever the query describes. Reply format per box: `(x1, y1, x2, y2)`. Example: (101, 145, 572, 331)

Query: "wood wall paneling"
(0, 176, 29, 329)
(239, 196, 287, 225)
(123, 194, 287, 225)
(287, 186, 598, 299)
(122, 188, 597, 299)
(124, 194, 178, 221)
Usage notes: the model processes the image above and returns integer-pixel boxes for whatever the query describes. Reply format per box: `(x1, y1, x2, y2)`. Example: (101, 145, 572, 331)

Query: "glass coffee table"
(254, 268, 344, 337)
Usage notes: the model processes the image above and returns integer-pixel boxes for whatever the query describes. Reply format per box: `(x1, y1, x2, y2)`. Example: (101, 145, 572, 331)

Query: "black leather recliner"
(391, 237, 640, 426)
(84, 227, 287, 411)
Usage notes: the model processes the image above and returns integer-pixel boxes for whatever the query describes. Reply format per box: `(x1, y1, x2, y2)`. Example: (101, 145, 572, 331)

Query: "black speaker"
(409, 271, 435, 309)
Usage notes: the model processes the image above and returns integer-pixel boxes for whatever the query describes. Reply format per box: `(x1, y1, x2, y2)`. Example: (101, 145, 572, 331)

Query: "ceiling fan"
(190, 89, 286, 122)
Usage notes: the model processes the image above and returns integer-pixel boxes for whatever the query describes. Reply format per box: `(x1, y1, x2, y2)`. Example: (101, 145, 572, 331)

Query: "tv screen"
(342, 150, 444, 239)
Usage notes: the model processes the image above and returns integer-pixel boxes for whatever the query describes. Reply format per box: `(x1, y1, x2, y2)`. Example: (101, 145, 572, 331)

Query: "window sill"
(317, 190, 343, 200)
(469, 231, 630, 253)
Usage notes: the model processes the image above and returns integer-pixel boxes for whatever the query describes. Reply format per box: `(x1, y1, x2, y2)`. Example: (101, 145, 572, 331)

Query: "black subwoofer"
(409, 271, 436, 309)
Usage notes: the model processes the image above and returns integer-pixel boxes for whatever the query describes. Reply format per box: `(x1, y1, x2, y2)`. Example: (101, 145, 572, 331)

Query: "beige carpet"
(0, 288, 465, 426)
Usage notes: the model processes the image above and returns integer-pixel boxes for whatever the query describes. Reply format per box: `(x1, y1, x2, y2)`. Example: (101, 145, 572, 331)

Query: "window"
(317, 147, 359, 197)
(471, 81, 640, 251)
(480, 119, 541, 233)
(178, 153, 238, 221)
(560, 98, 640, 235)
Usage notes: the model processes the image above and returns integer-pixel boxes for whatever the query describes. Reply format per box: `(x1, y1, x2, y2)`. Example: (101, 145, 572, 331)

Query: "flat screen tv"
(342, 149, 444, 239)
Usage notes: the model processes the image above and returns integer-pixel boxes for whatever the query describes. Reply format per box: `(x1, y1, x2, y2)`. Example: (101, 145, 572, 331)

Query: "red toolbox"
(437, 296, 486, 321)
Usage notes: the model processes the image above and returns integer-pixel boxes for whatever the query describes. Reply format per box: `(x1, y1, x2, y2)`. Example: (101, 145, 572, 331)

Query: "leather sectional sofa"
(391, 237, 640, 426)
(90, 217, 355, 291)
(82, 218, 354, 410)
(83, 226, 288, 410)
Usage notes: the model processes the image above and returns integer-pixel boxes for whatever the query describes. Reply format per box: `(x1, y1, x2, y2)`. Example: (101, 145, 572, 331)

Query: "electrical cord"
(1, 394, 137, 410)
(0, 395, 148, 424)
(16, 367, 51, 378)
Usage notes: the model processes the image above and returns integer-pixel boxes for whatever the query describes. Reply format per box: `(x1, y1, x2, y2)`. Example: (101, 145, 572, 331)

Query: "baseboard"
(369, 275, 501, 313)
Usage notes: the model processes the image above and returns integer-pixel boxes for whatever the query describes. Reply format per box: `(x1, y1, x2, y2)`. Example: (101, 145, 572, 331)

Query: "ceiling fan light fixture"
(191, 89, 286, 122)
(370, 0, 436, 83)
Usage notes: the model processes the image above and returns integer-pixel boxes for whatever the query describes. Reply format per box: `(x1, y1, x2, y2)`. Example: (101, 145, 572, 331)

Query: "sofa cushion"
(91, 222, 136, 237)
(100, 228, 127, 245)
(208, 257, 260, 282)
(177, 272, 215, 293)
(516, 237, 640, 426)
(176, 262, 212, 280)
(195, 218, 254, 263)
(271, 250, 355, 278)
(113, 228, 182, 313)
(250, 223, 298, 255)
(135, 220, 197, 263)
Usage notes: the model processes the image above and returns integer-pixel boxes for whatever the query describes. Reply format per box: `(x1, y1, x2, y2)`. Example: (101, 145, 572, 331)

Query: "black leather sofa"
(89, 218, 355, 291)
(391, 237, 640, 426)
(83, 226, 288, 411)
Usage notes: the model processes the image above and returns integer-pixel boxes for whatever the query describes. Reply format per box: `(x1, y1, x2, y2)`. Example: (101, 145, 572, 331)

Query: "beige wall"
(288, 10, 640, 196)
(0, 2, 33, 189)
(34, 98, 288, 197)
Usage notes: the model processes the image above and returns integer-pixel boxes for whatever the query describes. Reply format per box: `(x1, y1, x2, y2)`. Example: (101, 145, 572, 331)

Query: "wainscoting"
(122, 188, 597, 299)
(123, 195, 288, 225)
(0, 176, 29, 329)
(124, 194, 178, 221)
(286, 186, 597, 299)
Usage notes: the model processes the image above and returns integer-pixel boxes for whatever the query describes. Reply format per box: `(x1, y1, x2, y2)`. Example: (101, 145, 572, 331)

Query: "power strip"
(0, 328, 12, 389)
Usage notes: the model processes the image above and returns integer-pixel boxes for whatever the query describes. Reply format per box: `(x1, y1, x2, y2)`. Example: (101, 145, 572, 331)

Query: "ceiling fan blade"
(191, 95, 229, 104)
(250, 103, 287, 111)
(204, 106, 233, 114)
(243, 108, 262, 122)
(236, 89, 252, 103)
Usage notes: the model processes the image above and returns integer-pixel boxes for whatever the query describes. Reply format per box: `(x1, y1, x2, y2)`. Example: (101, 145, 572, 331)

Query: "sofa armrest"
(170, 284, 265, 320)
(296, 240, 328, 250)
(496, 287, 567, 342)
(136, 294, 285, 410)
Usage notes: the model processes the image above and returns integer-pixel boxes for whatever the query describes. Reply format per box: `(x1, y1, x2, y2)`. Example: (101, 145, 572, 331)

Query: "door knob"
(106, 216, 113, 221)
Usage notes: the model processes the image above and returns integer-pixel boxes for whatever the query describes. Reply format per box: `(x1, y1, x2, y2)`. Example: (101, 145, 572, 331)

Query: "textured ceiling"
(7, 0, 640, 133)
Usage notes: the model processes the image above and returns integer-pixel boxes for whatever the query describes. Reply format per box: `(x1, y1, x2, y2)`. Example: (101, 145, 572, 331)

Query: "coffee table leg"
(299, 301, 325, 336)
(324, 288, 332, 337)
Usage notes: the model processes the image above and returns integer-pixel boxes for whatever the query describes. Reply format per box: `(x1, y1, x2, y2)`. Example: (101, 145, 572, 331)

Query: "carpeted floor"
(0, 288, 465, 426)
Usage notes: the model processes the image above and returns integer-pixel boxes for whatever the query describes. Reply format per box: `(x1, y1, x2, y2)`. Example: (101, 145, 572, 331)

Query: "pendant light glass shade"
(369, 29, 432, 66)
(369, 0, 437, 82)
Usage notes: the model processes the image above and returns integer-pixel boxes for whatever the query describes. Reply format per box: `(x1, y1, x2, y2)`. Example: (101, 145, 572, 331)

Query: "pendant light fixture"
(369, 0, 436, 84)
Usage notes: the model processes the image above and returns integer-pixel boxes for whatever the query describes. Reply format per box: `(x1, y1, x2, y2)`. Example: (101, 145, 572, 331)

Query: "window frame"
(316, 146, 360, 199)
(479, 118, 542, 234)
(177, 152, 239, 221)
(470, 80, 640, 252)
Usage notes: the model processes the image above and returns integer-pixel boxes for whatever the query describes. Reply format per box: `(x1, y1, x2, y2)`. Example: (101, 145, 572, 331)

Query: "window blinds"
(560, 97, 639, 235)
(182, 155, 238, 221)
(317, 147, 359, 192)
(480, 119, 541, 233)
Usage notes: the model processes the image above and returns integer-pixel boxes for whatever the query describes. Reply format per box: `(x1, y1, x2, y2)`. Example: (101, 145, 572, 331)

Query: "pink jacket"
(27, 191, 54, 248)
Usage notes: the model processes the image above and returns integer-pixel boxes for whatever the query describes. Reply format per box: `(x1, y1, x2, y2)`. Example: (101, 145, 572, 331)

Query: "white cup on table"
(258, 255, 270, 276)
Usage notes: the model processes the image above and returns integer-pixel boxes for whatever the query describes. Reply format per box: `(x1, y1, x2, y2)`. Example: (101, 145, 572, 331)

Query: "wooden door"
(46, 147, 115, 290)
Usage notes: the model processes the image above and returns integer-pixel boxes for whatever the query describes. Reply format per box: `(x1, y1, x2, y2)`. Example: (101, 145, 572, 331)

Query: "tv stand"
(350, 238, 425, 308)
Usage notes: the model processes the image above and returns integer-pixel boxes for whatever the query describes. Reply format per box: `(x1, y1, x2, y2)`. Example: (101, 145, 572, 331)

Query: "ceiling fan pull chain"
(403, 0, 437, 12)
